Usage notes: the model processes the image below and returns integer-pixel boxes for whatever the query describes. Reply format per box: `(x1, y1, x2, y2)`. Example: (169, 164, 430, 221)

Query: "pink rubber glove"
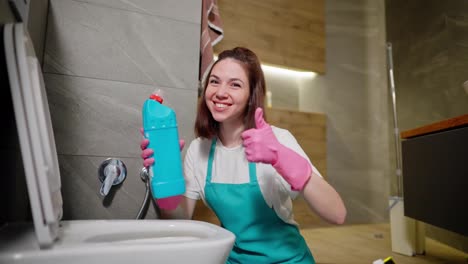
(241, 108, 312, 191)
(139, 128, 185, 210)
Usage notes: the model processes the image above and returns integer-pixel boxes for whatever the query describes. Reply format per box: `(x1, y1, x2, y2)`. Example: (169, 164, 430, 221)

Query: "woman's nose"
(215, 84, 228, 98)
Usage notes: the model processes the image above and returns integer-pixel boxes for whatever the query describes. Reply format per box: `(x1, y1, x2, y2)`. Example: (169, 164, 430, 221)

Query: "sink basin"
(0, 219, 235, 264)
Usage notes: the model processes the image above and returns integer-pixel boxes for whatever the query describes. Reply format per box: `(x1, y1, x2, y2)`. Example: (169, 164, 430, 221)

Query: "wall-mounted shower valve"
(98, 158, 127, 196)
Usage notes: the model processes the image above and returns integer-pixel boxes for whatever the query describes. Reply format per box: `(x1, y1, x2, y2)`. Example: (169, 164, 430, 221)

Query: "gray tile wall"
(386, 0, 468, 253)
(43, 0, 201, 220)
(386, 0, 468, 131)
(27, 0, 49, 64)
(299, 0, 391, 224)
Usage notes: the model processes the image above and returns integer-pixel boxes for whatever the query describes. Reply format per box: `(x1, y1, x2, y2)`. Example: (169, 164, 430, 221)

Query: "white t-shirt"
(183, 126, 322, 226)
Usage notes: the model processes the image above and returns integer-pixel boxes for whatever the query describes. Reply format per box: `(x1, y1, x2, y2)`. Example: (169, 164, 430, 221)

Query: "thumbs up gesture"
(241, 107, 312, 191)
(241, 107, 280, 164)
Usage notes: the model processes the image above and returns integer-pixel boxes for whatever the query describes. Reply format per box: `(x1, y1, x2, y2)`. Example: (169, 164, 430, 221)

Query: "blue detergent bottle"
(142, 90, 185, 209)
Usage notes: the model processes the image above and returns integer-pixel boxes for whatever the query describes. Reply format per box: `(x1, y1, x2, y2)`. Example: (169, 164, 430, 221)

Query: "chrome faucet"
(98, 158, 127, 196)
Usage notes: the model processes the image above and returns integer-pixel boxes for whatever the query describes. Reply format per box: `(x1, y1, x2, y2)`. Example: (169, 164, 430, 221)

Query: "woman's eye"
(231, 83, 241, 88)
(209, 79, 219, 84)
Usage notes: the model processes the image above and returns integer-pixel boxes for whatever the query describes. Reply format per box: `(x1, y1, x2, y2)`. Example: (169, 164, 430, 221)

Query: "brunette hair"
(195, 47, 266, 139)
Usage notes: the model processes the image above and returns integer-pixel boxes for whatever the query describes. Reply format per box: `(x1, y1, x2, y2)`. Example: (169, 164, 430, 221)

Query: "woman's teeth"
(215, 103, 228, 108)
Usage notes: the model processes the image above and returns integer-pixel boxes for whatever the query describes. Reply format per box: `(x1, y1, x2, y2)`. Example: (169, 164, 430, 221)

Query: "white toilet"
(0, 23, 235, 264)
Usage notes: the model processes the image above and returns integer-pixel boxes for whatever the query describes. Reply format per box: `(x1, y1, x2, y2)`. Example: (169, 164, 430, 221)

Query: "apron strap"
(248, 162, 257, 184)
(206, 138, 217, 182)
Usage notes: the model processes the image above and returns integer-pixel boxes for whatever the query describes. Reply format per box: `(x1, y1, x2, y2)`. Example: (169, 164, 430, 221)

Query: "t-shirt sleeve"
(274, 128, 323, 199)
(183, 140, 202, 200)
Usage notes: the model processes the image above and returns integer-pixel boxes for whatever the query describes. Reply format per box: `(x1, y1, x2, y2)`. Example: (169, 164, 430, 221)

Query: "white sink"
(0, 219, 235, 264)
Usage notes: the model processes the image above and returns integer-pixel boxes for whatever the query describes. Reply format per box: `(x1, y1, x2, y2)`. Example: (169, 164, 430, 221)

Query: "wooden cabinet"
(401, 115, 468, 236)
(214, 0, 325, 73)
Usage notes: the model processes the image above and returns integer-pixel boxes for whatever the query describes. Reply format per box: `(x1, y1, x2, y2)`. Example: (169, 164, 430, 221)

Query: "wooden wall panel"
(192, 108, 328, 228)
(265, 108, 327, 178)
(214, 0, 325, 73)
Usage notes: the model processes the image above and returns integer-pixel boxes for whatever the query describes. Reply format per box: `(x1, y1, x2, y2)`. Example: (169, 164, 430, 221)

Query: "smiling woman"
(196, 48, 266, 145)
(140, 47, 346, 264)
(204, 58, 251, 140)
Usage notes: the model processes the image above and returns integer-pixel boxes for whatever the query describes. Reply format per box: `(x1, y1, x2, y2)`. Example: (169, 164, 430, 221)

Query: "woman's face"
(205, 58, 250, 126)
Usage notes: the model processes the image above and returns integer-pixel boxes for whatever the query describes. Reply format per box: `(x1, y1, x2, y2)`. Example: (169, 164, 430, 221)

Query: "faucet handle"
(98, 158, 127, 196)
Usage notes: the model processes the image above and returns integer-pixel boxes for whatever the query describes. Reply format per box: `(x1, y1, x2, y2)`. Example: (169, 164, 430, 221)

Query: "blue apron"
(204, 138, 315, 264)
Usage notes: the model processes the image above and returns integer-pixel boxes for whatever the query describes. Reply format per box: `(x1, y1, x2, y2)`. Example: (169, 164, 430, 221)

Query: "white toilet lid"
(4, 23, 63, 248)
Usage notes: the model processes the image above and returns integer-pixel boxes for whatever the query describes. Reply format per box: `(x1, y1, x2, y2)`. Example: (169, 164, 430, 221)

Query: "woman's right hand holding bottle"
(140, 137, 154, 167)
(139, 127, 185, 167)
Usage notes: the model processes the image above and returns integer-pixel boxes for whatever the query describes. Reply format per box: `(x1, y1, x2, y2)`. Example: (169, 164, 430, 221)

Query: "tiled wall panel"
(299, 0, 390, 224)
(44, 74, 197, 157)
(73, 0, 201, 23)
(43, 0, 201, 219)
(44, 0, 200, 89)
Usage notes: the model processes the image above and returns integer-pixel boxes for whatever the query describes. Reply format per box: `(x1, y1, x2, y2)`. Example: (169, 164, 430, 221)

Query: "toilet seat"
(1, 22, 235, 263)
(3, 22, 62, 248)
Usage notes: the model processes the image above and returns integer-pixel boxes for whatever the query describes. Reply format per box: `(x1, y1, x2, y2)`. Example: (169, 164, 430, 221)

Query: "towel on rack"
(200, 0, 223, 83)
